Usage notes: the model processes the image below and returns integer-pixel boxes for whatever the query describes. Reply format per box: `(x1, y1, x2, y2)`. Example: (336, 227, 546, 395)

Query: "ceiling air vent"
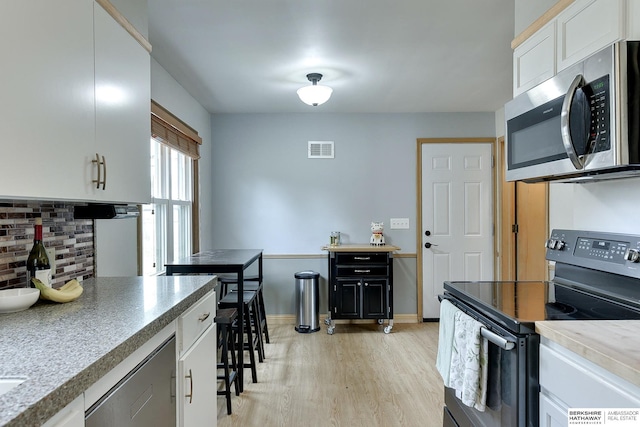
(308, 141, 334, 159)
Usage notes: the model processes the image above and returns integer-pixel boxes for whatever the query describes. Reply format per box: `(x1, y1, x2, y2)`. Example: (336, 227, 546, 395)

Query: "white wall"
(150, 58, 213, 250)
(514, 0, 558, 35)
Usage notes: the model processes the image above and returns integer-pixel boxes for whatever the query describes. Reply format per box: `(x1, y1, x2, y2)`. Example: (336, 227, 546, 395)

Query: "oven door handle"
(439, 294, 516, 351)
(481, 327, 515, 351)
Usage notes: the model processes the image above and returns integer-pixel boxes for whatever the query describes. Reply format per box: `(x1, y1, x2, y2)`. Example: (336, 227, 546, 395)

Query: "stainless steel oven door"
(443, 297, 539, 427)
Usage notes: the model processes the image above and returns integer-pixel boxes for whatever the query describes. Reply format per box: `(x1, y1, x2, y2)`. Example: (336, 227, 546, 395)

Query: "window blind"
(151, 100, 202, 159)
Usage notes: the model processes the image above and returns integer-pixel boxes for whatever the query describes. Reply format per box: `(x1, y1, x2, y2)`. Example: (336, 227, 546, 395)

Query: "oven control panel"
(547, 229, 640, 277)
(573, 237, 629, 264)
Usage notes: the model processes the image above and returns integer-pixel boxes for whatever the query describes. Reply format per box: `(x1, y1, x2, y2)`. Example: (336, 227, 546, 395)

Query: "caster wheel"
(327, 326, 335, 335)
(384, 325, 392, 334)
(377, 319, 384, 325)
(324, 318, 331, 326)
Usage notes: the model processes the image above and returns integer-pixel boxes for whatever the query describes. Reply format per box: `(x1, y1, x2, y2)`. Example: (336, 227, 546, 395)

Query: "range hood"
(74, 204, 140, 219)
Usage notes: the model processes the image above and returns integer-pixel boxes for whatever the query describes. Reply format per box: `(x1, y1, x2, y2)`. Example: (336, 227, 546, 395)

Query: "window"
(142, 101, 201, 276)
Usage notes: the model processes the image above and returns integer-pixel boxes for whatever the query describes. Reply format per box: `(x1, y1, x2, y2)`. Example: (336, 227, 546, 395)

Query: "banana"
(59, 279, 80, 292)
(32, 278, 83, 303)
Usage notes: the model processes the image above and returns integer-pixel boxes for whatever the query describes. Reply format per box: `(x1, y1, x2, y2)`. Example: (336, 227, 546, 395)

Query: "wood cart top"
(322, 244, 400, 253)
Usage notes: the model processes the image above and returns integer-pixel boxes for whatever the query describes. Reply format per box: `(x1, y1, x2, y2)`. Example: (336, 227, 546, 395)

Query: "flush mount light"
(297, 73, 333, 106)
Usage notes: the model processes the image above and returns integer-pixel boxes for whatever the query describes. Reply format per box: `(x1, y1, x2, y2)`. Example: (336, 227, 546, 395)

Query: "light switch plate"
(390, 218, 410, 229)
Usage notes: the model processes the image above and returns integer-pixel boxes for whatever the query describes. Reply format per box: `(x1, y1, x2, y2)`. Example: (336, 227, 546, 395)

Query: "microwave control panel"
(584, 75, 610, 153)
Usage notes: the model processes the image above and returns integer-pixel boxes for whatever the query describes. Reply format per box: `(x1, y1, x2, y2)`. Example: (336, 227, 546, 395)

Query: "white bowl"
(0, 288, 40, 314)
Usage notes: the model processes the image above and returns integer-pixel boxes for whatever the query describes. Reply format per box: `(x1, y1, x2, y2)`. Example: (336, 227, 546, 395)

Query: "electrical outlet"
(390, 218, 410, 229)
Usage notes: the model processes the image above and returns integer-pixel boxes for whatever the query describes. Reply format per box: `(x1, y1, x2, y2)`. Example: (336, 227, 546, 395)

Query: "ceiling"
(147, 0, 515, 114)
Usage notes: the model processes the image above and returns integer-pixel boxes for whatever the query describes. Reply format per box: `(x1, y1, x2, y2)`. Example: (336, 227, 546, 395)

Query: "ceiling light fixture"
(297, 73, 333, 106)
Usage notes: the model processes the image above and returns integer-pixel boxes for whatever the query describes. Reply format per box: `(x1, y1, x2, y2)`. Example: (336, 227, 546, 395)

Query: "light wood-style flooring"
(217, 322, 444, 427)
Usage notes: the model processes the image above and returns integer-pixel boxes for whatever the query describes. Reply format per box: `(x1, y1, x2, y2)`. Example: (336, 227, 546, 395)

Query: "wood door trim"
(416, 137, 497, 321)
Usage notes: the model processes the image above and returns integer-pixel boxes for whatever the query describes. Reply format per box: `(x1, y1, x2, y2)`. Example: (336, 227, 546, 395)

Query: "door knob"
(425, 242, 438, 249)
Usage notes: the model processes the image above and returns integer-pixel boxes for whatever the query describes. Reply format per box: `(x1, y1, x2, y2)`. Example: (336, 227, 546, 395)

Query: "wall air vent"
(308, 141, 334, 159)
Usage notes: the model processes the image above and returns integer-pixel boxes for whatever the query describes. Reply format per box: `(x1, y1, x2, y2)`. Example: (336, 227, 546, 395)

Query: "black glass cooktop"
(443, 279, 640, 334)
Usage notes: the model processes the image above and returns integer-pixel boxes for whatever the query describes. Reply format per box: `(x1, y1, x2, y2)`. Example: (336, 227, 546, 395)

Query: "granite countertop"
(322, 244, 401, 252)
(536, 320, 640, 388)
(0, 276, 216, 427)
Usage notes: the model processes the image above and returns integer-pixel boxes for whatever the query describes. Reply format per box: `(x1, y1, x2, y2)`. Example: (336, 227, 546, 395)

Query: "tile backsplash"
(0, 201, 94, 290)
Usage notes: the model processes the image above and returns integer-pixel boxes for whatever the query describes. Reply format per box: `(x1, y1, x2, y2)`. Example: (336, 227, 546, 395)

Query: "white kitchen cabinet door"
(93, 4, 151, 204)
(0, 0, 94, 201)
(513, 21, 556, 96)
(178, 323, 217, 427)
(539, 393, 568, 427)
(557, 0, 624, 72)
(540, 340, 640, 409)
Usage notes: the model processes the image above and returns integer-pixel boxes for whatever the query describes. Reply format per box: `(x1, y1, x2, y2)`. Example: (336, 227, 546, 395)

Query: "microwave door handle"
(561, 74, 586, 170)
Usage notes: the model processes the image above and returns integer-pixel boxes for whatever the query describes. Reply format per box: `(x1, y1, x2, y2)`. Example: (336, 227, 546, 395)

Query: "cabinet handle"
(354, 256, 370, 260)
(101, 154, 107, 190)
(92, 153, 107, 190)
(198, 312, 210, 322)
(92, 153, 101, 189)
(354, 269, 370, 274)
(185, 369, 193, 404)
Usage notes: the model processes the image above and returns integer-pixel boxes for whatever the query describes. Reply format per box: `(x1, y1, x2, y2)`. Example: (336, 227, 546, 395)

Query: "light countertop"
(0, 276, 215, 427)
(536, 320, 640, 388)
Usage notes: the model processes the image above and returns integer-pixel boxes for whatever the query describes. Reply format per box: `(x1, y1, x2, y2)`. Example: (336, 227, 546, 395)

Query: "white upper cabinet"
(513, 0, 634, 97)
(0, 0, 150, 204)
(93, 4, 150, 203)
(556, 0, 624, 71)
(513, 21, 556, 95)
(0, 0, 95, 201)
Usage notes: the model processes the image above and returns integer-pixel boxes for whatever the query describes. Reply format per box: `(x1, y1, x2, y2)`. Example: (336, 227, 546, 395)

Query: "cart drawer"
(336, 266, 388, 276)
(335, 253, 388, 265)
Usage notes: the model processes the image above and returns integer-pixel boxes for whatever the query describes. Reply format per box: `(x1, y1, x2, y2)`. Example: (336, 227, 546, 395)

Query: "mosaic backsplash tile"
(0, 201, 94, 290)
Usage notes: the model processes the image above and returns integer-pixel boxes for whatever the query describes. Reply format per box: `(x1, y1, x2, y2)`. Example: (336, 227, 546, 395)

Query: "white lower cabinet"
(42, 395, 85, 427)
(177, 290, 217, 426)
(178, 324, 217, 426)
(540, 339, 640, 425)
(539, 392, 569, 427)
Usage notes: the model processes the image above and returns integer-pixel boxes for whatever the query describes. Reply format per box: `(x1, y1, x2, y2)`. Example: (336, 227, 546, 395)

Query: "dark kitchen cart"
(323, 244, 399, 334)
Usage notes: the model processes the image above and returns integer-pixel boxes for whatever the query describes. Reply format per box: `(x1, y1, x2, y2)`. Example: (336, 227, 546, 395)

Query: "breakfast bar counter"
(0, 276, 216, 427)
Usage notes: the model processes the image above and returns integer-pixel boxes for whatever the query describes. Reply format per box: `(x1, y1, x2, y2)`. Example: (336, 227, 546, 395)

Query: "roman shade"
(151, 100, 202, 159)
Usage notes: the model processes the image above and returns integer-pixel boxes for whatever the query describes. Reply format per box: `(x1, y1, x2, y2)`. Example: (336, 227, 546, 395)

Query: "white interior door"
(421, 142, 494, 319)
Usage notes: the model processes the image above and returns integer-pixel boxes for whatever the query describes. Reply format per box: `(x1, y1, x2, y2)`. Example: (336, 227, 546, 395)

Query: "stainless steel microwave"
(505, 41, 640, 183)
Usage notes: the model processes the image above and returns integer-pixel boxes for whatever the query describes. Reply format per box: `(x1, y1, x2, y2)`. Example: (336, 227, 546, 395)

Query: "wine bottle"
(26, 217, 51, 288)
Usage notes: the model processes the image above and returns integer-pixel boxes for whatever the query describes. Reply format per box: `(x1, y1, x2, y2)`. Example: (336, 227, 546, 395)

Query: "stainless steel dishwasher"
(85, 336, 176, 427)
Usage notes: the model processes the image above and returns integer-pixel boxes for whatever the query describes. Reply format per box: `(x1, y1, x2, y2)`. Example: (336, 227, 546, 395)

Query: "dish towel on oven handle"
(449, 310, 489, 412)
(436, 299, 458, 387)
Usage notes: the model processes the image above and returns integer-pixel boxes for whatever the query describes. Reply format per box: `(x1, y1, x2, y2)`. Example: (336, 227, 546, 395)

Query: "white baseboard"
(267, 313, 419, 325)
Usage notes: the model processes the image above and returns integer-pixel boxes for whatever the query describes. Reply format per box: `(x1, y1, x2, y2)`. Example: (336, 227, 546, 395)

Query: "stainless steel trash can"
(294, 270, 320, 333)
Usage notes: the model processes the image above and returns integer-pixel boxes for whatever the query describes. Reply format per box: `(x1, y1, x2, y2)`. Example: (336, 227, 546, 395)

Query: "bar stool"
(218, 290, 263, 385)
(219, 274, 270, 346)
(217, 273, 260, 298)
(215, 308, 239, 415)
